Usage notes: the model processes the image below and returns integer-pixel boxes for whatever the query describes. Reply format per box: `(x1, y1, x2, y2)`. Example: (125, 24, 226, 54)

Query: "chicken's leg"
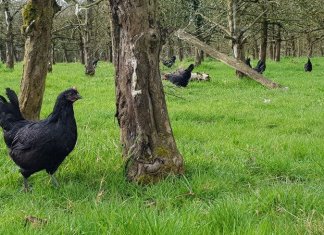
(50, 174, 59, 188)
(22, 177, 30, 192)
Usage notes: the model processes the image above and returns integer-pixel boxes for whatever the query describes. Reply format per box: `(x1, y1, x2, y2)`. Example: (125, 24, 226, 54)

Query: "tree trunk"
(48, 42, 54, 72)
(177, 30, 282, 89)
(227, 0, 245, 78)
(107, 43, 113, 63)
(109, 0, 184, 184)
(269, 41, 274, 60)
(4, 0, 14, 69)
(20, 0, 60, 120)
(166, 38, 174, 58)
(297, 38, 301, 57)
(291, 37, 296, 57)
(252, 36, 259, 60)
(84, 0, 96, 75)
(177, 38, 184, 62)
(195, 48, 203, 66)
(306, 34, 313, 57)
(63, 44, 68, 62)
(259, 14, 268, 61)
(274, 24, 282, 62)
(232, 42, 245, 77)
(79, 32, 85, 64)
(193, 0, 205, 67)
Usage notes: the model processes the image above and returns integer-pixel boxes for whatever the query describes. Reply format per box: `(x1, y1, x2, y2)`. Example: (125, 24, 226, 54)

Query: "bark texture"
(4, 0, 15, 69)
(109, 0, 184, 184)
(259, 12, 268, 61)
(84, 0, 96, 75)
(20, 0, 60, 120)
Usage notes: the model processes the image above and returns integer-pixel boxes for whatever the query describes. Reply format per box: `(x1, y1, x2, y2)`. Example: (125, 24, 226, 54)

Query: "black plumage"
(92, 59, 99, 68)
(0, 88, 81, 191)
(245, 58, 252, 68)
(164, 64, 194, 87)
(0, 88, 29, 148)
(162, 55, 176, 68)
(304, 57, 312, 72)
(253, 59, 266, 74)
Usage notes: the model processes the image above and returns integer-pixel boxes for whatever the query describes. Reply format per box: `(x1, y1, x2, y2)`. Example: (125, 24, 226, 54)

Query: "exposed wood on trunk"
(20, 0, 60, 120)
(109, 0, 184, 184)
(176, 30, 282, 89)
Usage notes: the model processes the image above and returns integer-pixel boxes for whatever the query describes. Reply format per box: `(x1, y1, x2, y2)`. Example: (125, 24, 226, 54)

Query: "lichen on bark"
(21, 2, 37, 33)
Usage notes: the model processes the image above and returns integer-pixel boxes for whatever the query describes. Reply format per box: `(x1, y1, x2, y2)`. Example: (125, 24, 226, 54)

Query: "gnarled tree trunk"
(109, 0, 184, 184)
(20, 0, 60, 120)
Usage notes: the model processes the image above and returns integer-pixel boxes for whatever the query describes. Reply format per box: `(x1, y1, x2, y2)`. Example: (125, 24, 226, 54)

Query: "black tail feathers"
(0, 88, 24, 130)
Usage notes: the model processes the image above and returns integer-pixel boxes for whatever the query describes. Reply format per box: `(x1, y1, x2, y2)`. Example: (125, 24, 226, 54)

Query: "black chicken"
(164, 64, 194, 87)
(162, 56, 176, 68)
(304, 57, 312, 72)
(92, 58, 99, 68)
(253, 59, 266, 74)
(0, 88, 81, 191)
(245, 58, 252, 68)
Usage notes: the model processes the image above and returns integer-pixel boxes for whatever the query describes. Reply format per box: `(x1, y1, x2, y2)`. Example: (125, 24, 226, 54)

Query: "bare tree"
(20, 0, 60, 120)
(109, 0, 184, 184)
(2, 0, 22, 69)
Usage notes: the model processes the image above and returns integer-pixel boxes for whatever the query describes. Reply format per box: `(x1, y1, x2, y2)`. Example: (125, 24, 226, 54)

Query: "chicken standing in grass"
(162, 55, 176, 68)
(164, 64, 194, 87)
(0, 88, 81, 191)
(253, 59, 266, 74)
(304, 57, 312, 72)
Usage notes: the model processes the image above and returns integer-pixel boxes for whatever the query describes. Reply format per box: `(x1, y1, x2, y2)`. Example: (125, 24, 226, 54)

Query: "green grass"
(1, 57, 324, 234)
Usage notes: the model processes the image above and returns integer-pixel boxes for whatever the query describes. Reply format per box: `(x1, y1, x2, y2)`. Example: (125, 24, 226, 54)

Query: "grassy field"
(0, 57, 324, 234)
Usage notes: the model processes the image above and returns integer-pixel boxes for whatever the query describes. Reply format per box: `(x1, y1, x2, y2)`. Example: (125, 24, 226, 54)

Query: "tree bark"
(259, 13, 268, 61)
(177, 30, 282, 89)
(20, 0, 60, 120)
(252, 36, 259, 60)
(193, 0, 204, 67)
(109, 0, 184, 184)
(274, 25, 281, 62)
(107, 43, 113, 63)
(177, 38, 184, 62)
(84, 0, 96, 75)
(227, 0, 245, 78)
(4, 0, 15, 69)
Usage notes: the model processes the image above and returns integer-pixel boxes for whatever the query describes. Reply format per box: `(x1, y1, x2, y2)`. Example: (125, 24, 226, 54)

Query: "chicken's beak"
(76, 94, 82, 100)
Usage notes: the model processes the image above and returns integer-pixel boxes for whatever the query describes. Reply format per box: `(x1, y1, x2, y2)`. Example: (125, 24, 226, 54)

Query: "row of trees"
(1, 0, 324, 70)
(0, 0, 323, 183)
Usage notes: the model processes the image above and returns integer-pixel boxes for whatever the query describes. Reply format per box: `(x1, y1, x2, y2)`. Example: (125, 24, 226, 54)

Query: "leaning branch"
(176, 30, 282, 89)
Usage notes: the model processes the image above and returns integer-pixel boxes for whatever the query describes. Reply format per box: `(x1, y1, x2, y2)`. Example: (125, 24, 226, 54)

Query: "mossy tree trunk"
(109, 0, 184, 184)
(20, 0, 60, 120)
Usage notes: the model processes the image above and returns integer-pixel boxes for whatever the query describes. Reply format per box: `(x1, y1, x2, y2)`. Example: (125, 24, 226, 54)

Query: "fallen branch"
(176, 29, 282, 89)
